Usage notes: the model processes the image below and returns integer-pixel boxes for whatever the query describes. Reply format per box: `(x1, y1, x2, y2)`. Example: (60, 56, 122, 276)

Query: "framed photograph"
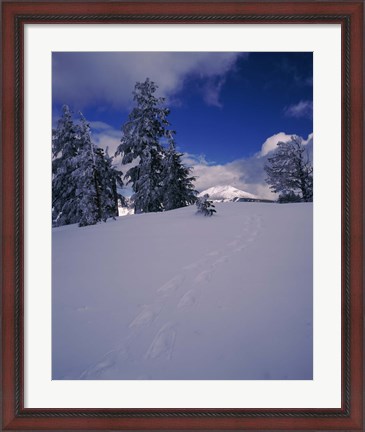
(2, 1, 363, 430)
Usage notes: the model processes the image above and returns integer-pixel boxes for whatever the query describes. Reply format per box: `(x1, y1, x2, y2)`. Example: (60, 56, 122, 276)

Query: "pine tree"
(53, 109, 125, 227)
(74, 115, 125, 226)
(52, 105, 80, 226)
(73, 114, 102, 227)
(161, 142, 197, 210)
(264, 136, 313, 202)
(196, 194, 216, 216)
(94, 147, 124, 220)
(116, 78, 174, 214)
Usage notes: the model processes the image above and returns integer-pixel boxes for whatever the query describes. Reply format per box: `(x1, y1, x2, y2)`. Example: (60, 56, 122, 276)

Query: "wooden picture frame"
(2, 1, 363, 430)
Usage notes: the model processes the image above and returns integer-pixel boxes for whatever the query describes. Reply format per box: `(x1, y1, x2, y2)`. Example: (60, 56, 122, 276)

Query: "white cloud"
(89, 121, 113, 131)
(91, 123, 121, 156)
(284, 100, 313, 119)
(183, 148, 269, 198)
(258, 132, 294, 157)
(202, 78, 225, 108)
(191, 161, 242, 190)
(188, 156, 274, 200)
(303, 132, 313, 145)
(53, 52, 245, 110)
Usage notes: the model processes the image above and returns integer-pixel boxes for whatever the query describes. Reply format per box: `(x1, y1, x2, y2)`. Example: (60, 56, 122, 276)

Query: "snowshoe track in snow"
(82, 358, 114, 378)
(79, 349, 121, 379)
(178, 289, 198, 308)
(129, 304, 162, 329)
(145, 323, 176, 360)
(78, 212, 263, 379)
(212, 255, 229, 265)
(157, 274, 185, 294)
(194, 269, 213, 284)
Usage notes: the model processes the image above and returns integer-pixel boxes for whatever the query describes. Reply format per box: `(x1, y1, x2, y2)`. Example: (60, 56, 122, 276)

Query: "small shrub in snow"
(196, 194, 216, 216)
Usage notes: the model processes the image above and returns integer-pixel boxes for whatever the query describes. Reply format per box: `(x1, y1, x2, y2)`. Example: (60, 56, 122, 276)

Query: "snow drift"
(52, 202, 313, 380)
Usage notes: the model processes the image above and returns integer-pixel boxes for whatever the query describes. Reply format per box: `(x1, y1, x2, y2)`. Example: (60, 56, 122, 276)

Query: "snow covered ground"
(52, 202, 313, 380)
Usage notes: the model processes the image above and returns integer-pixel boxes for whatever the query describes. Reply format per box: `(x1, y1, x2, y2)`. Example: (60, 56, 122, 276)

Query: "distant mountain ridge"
(198, 185, 260, 202)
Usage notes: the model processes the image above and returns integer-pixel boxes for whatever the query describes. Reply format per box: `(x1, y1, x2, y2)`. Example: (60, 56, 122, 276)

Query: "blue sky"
(52, 52, 313, 198)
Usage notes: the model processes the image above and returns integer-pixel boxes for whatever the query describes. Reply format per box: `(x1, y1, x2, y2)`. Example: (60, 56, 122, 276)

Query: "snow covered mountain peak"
(198, 185, 259, 202)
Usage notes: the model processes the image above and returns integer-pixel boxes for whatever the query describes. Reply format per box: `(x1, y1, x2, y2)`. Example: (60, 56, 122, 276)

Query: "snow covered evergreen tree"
(74, 114, 125, 226)
(264, 136, 313, 202)
(52, 105, 80, 226)
(94, 147, 124, 220)
(72, 114, 102, 227)
(161, 142, 197, 210)
(53, 109, 124, 227)
(115, 78, 174, 214)
(196, 194, 216, 216)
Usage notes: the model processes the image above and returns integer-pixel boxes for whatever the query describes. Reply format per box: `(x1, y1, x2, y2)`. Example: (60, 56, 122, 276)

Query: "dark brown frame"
(2, 1, 363, 430)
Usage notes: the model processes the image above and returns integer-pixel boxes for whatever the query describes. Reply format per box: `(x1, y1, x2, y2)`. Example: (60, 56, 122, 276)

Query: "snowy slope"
(199, 185, 259, 201)
(52, 202, 313, 380)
